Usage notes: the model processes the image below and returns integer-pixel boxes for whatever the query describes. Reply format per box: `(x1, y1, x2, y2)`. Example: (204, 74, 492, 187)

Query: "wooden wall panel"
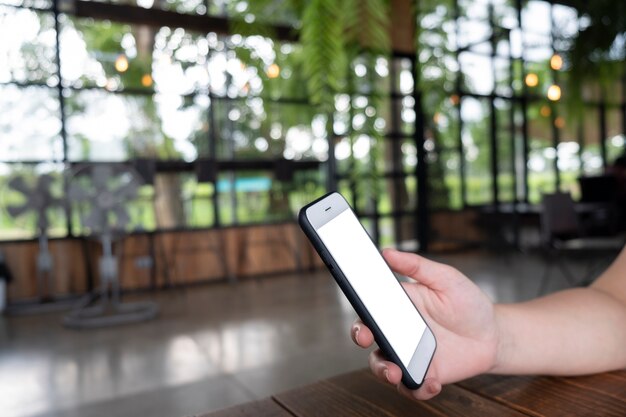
(430, 210, 485, 251)
(1, 223, 326, 303)
(390, 0, 415, 54)
(118, 234, 156, 291)
(231, 224, 300, 276)
(155, 229, 230, 287)
(0, 240, 88, 301)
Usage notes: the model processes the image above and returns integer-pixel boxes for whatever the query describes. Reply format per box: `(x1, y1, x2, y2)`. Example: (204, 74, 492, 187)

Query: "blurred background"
(0, 0, 624, 416)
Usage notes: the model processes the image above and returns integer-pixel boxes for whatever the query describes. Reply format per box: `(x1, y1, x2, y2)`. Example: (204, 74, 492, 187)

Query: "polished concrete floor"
(0, 249, 617, 417)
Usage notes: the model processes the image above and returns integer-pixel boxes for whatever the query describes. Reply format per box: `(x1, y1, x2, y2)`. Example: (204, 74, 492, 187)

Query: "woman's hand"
(350, 249, 500, 400)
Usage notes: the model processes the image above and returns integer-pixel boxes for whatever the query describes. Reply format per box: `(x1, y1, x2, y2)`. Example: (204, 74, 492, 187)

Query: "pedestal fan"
(4, 173, 74, 313)
(63, 164, 158, 328)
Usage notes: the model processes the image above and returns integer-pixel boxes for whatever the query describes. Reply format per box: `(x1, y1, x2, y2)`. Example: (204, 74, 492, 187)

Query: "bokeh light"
(525, 73, 538, 87)
(550, 54, 563, 70)
(547, 84, 561, 101)
(114, 54, 129, 73)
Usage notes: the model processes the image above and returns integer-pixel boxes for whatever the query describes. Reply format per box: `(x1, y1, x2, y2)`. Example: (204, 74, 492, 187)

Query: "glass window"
(181, 175, 214, 228)
(216, 170, 300, 225)
(527, 101, 557, 203)
(288, 170, 325, 213)
(461, 97, 492, 205)
(376, 179, 393, 216)
(0, 85, 62, 161)
(605, 107, 624, 163)
(457, 18, 491, 53)
(392, 58, 413, 95)
(61, 18, 210, 94)
(66, 89, 206, 161)
(0, 7, 57, 84)
(351, 55, 391, 96)
(207, 0, 299, 25)
(522, 1, 551, 35)
(459, 52, 494, 95)
(494, 58, 512, 97)
(459, 0, 489, 21)
(163, 0, 207, 15)
(581, 106, 603, 175)
(493, 0, 518, 30)
(213, 98, 324, 161)
(553, 105, 581, 197)
(552, 4, 579, 40)
(523, 32, 552, 63)
(379, 217, 395, 248)
(495, 99, 515, 203)
(431, 150, 460, 210)
(0, 0, 52, 7)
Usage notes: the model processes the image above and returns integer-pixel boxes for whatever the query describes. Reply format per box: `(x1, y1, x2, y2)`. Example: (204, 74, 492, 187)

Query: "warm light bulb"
(114, 54, 129, 73)
(550, 54, 563, 71)
(540, 105, 551, 117)
(141, 74, 153, 87)
(525, 73, 539, 87)
(266, 63, 280, 79)
(547, 84, 561, 101)
(449, 94, 460, 105)
(554, 116, 565, 129)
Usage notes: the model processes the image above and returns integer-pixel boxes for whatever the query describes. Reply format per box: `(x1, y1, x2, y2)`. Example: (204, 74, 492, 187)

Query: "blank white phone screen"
(317, 208, 426, 366)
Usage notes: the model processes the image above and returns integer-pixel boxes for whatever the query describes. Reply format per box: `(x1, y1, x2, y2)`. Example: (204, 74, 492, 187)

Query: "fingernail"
(428, 382, 440, 395)
(384, 369, 390, 382)
(353, 325, 360, 341)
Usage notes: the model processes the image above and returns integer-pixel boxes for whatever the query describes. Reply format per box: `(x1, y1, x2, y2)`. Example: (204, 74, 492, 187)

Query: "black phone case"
(298, 192, 422, 390)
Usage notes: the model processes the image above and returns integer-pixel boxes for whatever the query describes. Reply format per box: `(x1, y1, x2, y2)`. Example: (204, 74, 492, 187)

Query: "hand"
(351, 249, 499, 400)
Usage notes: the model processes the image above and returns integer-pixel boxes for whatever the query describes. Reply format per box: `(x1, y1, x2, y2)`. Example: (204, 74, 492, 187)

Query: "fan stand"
(6, 231, 79, 315)
(63, 233, 159, 329)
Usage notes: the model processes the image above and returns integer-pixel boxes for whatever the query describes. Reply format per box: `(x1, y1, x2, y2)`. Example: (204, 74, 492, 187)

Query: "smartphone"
(299, 192, 436, 389)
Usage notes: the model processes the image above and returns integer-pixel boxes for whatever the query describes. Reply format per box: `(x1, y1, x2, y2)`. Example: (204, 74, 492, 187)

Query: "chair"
(538, 192, 624, 295)
(578, 175, 623, 235)
(578, 175, 617, 203)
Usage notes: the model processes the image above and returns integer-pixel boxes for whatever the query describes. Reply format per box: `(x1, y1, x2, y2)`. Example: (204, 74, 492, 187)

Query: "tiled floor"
(0, 249, 617, 417)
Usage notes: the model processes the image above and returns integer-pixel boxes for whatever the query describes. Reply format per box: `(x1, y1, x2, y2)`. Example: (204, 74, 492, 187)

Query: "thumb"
(382, 249, 451, 291)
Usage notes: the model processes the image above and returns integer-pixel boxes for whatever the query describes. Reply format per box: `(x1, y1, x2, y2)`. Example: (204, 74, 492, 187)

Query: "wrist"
(490, 304, 513, 374)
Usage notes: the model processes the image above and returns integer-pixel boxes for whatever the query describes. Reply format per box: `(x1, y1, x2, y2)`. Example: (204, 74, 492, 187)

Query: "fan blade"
(114, 207, 130, 229)
(37, 174, 55, 192)
(37, 213, 49, 232)
(115, 180, 140, 202)
(92, 165, 113, 190)
(7, 204, 29, 218)
(83, 207, 104, 232)
(96, 191, 116, 210)
(8, 176, 30, 195)
(68, 184, 92, 202)
(40, 194, 60, 209)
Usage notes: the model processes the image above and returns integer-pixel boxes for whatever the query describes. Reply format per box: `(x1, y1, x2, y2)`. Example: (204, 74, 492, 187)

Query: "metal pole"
(413, 57, 429, 253)
(488, 5, 499, 207)
(53, 0, 73, 237)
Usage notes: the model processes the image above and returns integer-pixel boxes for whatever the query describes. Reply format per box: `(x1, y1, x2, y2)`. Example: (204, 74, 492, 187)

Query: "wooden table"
(198, 369, 626, 417)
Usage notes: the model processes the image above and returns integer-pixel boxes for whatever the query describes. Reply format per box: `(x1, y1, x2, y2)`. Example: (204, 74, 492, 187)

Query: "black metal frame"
(1, 0, 625, 253)
(0, 0, 323, 237)
(448, 0, 626, 211)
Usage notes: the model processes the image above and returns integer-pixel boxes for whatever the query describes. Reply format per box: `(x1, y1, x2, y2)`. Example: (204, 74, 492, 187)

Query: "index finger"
(382, 249, 452, 291)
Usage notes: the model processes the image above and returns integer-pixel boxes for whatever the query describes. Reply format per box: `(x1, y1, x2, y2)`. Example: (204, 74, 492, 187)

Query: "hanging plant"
(229, 0, 391, 213)
(229, 0, 390, 110)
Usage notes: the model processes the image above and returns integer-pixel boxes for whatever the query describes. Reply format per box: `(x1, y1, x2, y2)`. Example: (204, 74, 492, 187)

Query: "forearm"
(492, 287, 626, 376)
